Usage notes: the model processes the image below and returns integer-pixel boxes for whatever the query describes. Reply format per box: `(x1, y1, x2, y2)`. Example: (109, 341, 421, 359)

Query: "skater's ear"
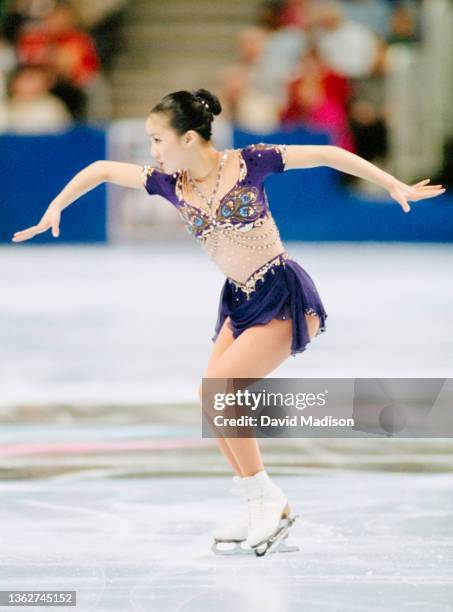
(181, 129, 200, 148)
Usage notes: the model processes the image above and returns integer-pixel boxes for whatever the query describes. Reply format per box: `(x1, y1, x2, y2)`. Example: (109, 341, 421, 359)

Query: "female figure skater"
(12, 89, 446, 556)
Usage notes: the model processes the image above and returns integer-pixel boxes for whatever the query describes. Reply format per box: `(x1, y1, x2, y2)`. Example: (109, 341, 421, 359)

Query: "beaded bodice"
(142, 143, 288, 296)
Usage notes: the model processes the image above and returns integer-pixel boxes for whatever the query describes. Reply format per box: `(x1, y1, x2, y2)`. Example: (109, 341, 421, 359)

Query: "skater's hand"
(12, 202, 61, 243)
(387, 179, 446, 213)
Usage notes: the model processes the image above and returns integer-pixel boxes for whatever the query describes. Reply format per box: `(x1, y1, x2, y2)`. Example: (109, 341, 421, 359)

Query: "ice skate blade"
(211, 528, 300, 557)
(211, 540, 250, 556)
(252, 514, 300, 558)
(211, 537, 298, 556)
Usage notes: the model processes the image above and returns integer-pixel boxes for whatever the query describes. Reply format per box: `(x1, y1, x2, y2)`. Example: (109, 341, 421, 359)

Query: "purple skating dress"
(142, 142, 327, 356)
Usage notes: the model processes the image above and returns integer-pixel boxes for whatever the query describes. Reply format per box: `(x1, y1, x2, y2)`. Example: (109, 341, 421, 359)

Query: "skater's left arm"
(284, 145, 446, 213)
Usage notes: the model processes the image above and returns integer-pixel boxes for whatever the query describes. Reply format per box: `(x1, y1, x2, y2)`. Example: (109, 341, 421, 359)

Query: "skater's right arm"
(12, 161, 144, 243)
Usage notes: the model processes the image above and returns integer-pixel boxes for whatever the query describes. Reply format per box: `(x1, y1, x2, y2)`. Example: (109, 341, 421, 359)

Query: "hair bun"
(193, 88, 222, 117)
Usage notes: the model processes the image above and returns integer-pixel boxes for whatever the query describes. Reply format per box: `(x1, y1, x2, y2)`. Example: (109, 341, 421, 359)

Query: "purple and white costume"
(142, 142, 327, 356)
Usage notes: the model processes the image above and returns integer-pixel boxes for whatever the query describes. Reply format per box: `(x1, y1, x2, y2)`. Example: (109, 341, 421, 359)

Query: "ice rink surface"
(1, 473, 452, 611)
(1, 241, 452, 611)
(1, 241, 452, 404)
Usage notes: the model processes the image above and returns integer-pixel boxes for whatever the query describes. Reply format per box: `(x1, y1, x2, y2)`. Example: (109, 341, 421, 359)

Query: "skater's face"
(146, 112, 200, 174)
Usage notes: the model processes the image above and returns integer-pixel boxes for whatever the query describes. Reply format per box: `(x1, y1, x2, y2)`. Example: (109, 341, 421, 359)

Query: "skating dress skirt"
(142, 142, 328, 356)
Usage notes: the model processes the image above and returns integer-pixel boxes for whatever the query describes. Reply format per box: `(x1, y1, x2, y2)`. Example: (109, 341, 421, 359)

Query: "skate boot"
(211, 476, 249, 555)
(242, 470, 300, 557)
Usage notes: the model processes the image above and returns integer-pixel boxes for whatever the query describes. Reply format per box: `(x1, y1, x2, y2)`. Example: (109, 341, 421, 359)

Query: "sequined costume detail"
(142, 142, 328, 354)
(142, 144, 289, 293)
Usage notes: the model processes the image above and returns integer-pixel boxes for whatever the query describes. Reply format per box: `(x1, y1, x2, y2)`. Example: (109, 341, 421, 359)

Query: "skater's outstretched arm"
(284, 145, 446, 213)
(12, 161, 144, 243)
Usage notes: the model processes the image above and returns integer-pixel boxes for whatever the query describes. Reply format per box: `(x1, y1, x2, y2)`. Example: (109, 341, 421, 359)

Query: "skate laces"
(247, 494, 267, 526)
(246, 484, 287, 527)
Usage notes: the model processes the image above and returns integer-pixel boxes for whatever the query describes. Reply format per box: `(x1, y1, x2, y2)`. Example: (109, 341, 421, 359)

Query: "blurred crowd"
(0, 0, 426, 170)
(218, 0, 422, 164)
(0, 0, 126, 133)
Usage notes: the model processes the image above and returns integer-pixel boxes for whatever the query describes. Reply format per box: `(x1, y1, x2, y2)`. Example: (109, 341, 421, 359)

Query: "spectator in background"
(73, 0, 127, 73)
(218, 19, 284, 132)
(253, 0, 308, 104)
(347, 96, 387, 163)
(280, 45, 355, 151)
(338, 0, 394, 40)
(279, 0, 311, 30)
(16, 1, 99, 88)
(220, 0, 309, 132)
(388, 1, 420, 44)
(0, 28, 17, 129)
(1, 64, 71, 133)
(346, 0, 421, 164)
(2, 0, 56, 44)
(218, 26, 270, 124)
(15, 1, 100, 119)
(306, 1, 389, 163)
(309, 1, 383, 79)
(0, 30, 16, 76)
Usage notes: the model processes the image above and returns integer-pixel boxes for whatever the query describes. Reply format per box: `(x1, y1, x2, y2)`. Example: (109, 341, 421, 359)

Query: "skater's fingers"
(415, 185, 443, 191)
(51, 218, 60, 238)
(395, 196, 410, 213)
(410, 187, 446, 201)
(12, 222, 49, 242)
(12, 227, 39, 242)
(412, 179, 431, 187)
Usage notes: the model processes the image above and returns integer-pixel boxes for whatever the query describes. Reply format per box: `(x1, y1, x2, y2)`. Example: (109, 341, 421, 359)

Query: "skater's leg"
(204, 314, 320, 477)
(199, 317, 244, 476)
(206, 313, 320, 553)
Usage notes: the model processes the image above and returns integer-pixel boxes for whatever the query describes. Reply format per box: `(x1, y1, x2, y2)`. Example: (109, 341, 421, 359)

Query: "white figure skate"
(211, 472, 299, 556)
(211, 476, 249, 556)
(243, 470, 300, 557)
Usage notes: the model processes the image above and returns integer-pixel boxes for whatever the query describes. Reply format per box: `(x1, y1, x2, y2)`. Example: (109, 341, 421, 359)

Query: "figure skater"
(11, 88, 446, 556)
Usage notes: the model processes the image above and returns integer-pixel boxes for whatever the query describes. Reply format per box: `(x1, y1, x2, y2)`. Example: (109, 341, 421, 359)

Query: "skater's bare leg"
(203, 314, 321, 477)
(199, 317, 242, 475)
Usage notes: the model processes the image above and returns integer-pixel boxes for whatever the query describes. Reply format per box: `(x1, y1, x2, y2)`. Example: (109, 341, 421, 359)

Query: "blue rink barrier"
(234, 127, 453, 242)
(0, 124, 451, 244)
(0, 126, 106, 244)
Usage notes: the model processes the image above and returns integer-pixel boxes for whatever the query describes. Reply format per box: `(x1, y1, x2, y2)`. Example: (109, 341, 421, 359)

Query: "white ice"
(1, 241, 452, 406)
(1, 242, 453, 611)
(0, 473, 452, 611)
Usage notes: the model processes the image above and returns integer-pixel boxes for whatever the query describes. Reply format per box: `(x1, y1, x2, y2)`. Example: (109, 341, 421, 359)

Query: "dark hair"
(150, 88, 222, 141)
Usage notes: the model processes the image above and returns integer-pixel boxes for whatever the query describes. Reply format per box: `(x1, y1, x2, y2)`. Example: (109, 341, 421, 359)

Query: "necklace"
(187, 151, 228, 212)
